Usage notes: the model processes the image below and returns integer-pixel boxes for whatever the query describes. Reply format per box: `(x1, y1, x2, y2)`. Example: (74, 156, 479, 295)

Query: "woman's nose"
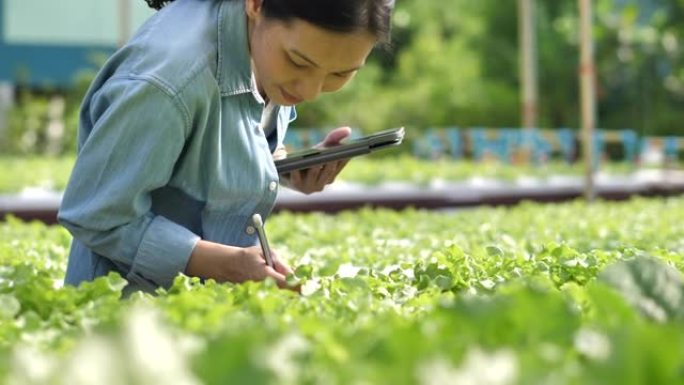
(296, 76, 324, 102)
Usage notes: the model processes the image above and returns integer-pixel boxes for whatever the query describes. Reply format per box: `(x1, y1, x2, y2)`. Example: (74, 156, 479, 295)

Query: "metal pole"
(579, 0, 596, 201)
(118, 0, 131, 48)
(0, 82, 14, 145)
(519, 0, 538, 129)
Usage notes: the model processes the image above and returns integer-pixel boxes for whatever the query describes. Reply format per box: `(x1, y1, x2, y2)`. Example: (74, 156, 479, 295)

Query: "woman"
(57, 0, 394, 293)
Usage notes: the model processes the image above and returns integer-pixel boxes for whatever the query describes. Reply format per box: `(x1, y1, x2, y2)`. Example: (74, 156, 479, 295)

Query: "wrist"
(185, 240, 239, 280)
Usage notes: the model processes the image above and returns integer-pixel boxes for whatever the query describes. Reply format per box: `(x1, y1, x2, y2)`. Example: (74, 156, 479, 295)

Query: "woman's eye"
(289, 57, 308, 68)
(332, 72, 353, 79)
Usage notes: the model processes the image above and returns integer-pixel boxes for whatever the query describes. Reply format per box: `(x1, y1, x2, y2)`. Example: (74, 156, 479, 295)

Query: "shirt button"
(269, 181, 278, 191)
(245, 226, 255, 235)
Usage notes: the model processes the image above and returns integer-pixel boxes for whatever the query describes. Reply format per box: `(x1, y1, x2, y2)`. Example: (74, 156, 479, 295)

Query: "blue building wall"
(0, 0, 151, 88)
(0, 44, 115, 88)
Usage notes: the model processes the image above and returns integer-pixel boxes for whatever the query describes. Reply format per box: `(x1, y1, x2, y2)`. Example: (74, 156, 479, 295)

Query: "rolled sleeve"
(131, 216, 200, 288)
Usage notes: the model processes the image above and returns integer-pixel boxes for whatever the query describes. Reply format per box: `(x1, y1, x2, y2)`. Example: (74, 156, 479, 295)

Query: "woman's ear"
(245, 0, 263, 20)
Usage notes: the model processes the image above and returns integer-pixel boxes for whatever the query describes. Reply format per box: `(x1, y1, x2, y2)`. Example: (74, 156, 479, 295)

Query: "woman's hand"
(186, 240, 298, 291)
(280, 126, 352, 194)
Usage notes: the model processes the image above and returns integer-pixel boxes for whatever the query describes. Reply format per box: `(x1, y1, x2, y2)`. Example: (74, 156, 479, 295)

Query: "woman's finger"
(315, 164, 335, 186)
(265, 266, 287, 284)
(289, 170, 303, 187)
(274, 257, 294, 275)
(269, 249, 292, 275)
(265, 266, 299, 292)
(307, 165, 324, 181)
(334, 159, 350, 175)
(318, 160, 348, 185)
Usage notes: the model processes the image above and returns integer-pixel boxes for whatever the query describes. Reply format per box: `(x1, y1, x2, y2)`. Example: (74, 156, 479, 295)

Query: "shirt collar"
(250, 70, 267, 104)
(216, 0, 260, 98)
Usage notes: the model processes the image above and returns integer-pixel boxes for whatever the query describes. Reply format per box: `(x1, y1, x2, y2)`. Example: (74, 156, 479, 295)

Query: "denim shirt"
(58, 0, 295, 293)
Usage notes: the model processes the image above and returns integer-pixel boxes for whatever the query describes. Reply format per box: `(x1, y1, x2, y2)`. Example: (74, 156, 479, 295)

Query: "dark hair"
(145, 0, 394, 45)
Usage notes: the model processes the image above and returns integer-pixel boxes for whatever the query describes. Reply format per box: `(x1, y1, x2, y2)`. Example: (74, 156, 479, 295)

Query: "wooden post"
(519, 0, 538, 129)
(118, 0, 131, 48)
(0, 82, 13, 142)
(579, 0, 596, 201)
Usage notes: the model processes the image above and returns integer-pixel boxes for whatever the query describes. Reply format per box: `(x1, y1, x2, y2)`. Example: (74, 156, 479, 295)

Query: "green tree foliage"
(592, 0, 684, 136)
(295, 0, 519, 134)
(4, 0, 682, 156)
(295, 0, 684, 136)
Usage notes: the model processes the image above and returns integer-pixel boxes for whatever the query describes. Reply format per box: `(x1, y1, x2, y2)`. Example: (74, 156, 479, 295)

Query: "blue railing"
(285, 127, 683, 165)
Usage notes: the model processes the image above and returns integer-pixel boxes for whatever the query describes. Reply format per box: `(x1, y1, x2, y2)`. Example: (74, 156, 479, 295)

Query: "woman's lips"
(280, 87, 303, 105)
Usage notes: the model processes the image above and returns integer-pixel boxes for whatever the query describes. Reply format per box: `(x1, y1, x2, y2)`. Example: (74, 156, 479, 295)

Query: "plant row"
(0, 198, 683, 384)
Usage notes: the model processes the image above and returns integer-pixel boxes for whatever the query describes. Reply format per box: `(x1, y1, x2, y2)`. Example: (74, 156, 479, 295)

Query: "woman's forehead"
(273, 19, 377, 69)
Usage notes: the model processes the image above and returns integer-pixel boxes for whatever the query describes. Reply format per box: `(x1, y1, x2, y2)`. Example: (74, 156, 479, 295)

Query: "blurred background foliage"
(1, 0, 683, 156)
(296, 0, 684, 136)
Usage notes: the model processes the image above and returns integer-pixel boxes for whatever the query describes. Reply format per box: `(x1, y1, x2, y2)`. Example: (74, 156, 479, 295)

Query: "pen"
(251, 213, 275, 269)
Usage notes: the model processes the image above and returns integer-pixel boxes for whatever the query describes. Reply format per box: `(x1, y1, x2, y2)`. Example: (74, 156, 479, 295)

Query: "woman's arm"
(61, 77, 298, 290)
(59, 77, 200, 289)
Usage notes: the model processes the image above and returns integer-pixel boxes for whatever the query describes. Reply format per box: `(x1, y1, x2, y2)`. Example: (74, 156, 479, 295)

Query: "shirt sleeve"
(58, 76, 200, 289)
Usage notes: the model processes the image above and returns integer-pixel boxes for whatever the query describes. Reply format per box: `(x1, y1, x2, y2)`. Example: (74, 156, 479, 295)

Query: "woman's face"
(246, 0, 377, 106)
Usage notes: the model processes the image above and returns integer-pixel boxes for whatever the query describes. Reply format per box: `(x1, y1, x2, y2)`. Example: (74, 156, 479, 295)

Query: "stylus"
(252, 213, 275, 269)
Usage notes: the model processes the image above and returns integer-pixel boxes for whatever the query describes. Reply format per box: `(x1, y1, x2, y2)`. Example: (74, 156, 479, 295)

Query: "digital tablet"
(275, 127, 405, 174)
